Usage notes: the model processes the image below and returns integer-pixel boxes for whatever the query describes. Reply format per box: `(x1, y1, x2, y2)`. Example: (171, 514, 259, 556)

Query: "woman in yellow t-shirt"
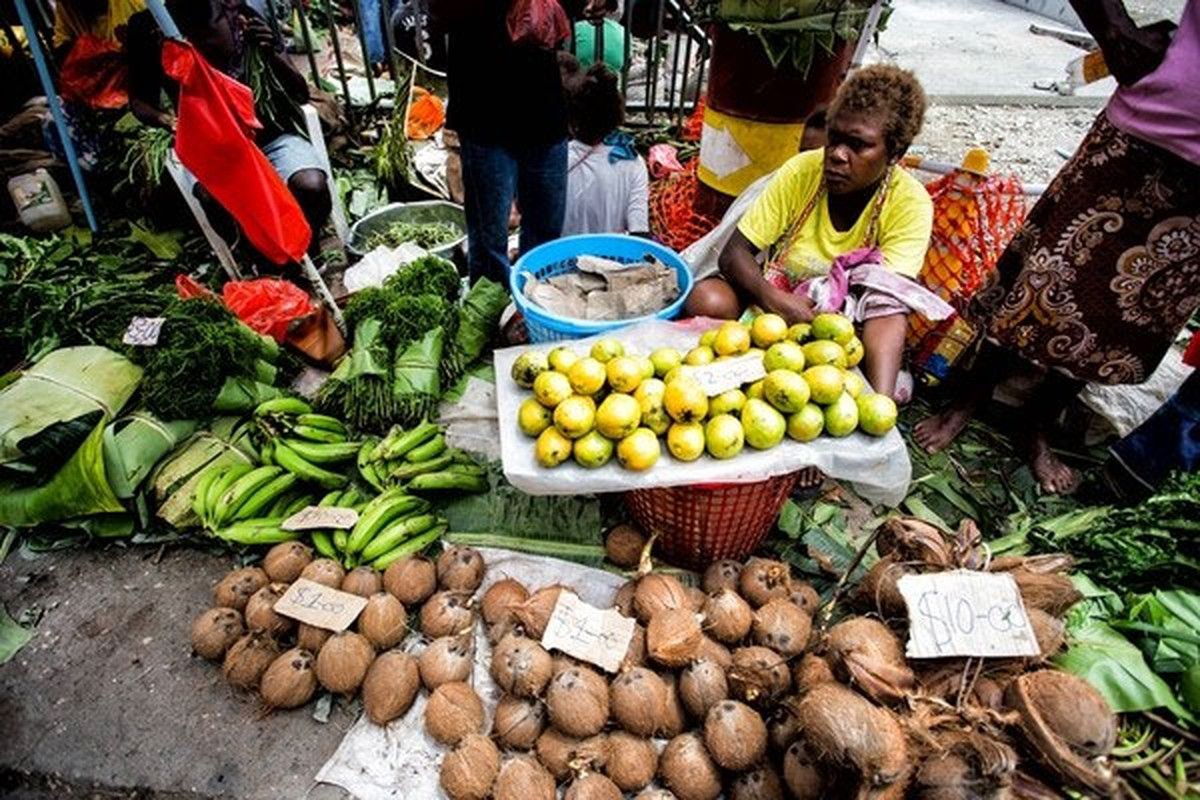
(686, 65, 933, 403)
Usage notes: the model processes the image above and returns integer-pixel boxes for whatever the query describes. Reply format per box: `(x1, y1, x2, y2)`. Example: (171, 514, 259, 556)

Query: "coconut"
(341, 566, 383, 598)
(493, 695, 547, 750)
(441, 732, 500, 800)
(704, 700, 767, 770)
(296, 623, 331, 654)
(659, 732, 722, 800)
(514, 585, 572, 639)
(605, 524, 647, 568)
(551, 652, 583, 677)
(686, 587, 707, 612)
(728, 646, 792, 705)
(425, 681, 485, 745)
(621, 623, 648, 669)
(213, 566, 269, 610)
(1010, 569, 1082, 617)
(825, 617, 914, 704)
(262, 541, 313, 583)
(781, 740, 824, 799)
(299, 558, 345, 589)
(481, 578, 529, 626)
(635, 791, 678, 800)
(437, 546, 485, 592)
(358, 592, 407, 650)
(565, 773, 622, 800)
(702, 588, 753, 644)
(796, 683, 909, 793)
(536, 729, 610, 780)
(766, 695, 803, 754)
(491, 634, 553, 698)
(633, 574, 690, 623)
(1028, 607, 1066, 658)
(791, 654, 834, 693)
(609, 667, 667, 736)
(694, 636, 731, 669)
(243, 582, 293, 638)
(383, 556, 437, 605)
(646, 608, 702, 667)
(679, 660, 728, 720)
(730, 764, 785, 800)
(738, 558, 791, 608)
(260, 647, 317, 709)
(494, 755, 556, 800)
(222, 632, 279, 690)
(751, 598, 811, 657)
(613, 580, 638, 617)
(605, 731, 658, 791)
(191, 607, 245, 660)
(658, 673, 688, 738)
(855, 557, 908, 617)
(419, 634, 473, 689)
(421, 590, 474, 638)
(314, 631, 375, 695)
(701, 559, 742, 594)
(361, 650, 421, 724)
(787, 580, 821, 616)
(547, 665, 609, 737)
(913, 731, 1017, 800)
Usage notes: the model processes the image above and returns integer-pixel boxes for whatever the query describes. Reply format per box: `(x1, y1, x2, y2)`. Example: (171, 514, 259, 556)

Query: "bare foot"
(913, 403, 975, 453)
(1030, 434, 1079, 494)
(796, 466, 824, 488)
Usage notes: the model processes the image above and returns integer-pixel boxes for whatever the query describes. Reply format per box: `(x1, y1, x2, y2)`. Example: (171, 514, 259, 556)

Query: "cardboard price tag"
(274, 578, 368, 632)
(689, 353, 767, 397)
(282, 506, 359, 532)
(541, 591, 636, 673)
(898, 570, 1040, 659)
(123, 316, 166, 346)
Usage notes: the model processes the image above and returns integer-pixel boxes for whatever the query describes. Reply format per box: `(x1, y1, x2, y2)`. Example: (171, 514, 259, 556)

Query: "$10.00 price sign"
(898, 570, 1040, 659)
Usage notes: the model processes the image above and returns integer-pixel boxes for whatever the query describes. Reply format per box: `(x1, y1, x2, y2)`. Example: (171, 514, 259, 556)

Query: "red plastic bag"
(223, 279, 315, 342)
(507, 0, 570, 49)
(59, 34, 129, 109)
(1185, 331, 1200, 368)
(175, 274, 218, 299)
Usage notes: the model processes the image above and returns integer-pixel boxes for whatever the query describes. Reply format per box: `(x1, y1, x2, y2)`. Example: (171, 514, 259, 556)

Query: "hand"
(241, 14, 277, 50)
(1105, 19, 1176, 85)
(767, 289, 815, 325)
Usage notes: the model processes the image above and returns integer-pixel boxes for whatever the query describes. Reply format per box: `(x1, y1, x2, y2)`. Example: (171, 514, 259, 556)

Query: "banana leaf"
(102, 411, 198, 499)
(393, 326, 444, 427)
(0, 420, 125, 528)
(453, 277, 508, 366)
(0, 347, 142, 470)
(150, 424, 257, 529)
(319, 317, 393, 431)
(212, 376, 285, 413)
(1123, 590, 1200, 675)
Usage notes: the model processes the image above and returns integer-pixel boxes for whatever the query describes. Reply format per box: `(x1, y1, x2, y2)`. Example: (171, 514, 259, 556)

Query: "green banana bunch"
(346, 490, 434, 555)
(214, 517, 299, 546)
(211, 465, 288, 527)
(273, 439, 349, 490)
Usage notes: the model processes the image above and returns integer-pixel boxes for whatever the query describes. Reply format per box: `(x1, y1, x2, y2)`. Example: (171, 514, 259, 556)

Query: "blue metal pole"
(144, 0, 183, 40)
(13, 0, 98, 231)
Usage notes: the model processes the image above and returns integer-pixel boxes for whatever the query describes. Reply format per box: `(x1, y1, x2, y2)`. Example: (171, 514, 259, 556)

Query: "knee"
(289, 169, 330, 213)
(685, 278, 742, 320)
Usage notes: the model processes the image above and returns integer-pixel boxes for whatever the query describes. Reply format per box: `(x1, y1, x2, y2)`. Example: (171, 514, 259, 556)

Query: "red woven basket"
(625, 473, 800, 570)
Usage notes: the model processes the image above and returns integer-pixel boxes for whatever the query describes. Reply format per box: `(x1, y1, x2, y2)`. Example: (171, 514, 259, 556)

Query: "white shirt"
(561, 140, 650, 236)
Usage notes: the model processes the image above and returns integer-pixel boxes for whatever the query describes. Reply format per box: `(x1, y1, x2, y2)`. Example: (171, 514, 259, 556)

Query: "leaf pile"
(363, 220, 461, 251)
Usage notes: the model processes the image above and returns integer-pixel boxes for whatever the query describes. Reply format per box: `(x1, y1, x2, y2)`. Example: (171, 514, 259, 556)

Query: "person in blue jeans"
(431, 0, 605, 285)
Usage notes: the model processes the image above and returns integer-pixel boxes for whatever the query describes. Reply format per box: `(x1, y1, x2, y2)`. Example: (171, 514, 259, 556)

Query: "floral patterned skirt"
(972, 112, 1200, 385)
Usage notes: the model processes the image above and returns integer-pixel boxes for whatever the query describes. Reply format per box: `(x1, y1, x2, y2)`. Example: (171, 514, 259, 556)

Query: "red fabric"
(175, 274, 218, 299)
(506, 0, 570, 49)
(1185, 330, 1200, 367)
(162, 40, 311, 265)
(223, 278, 315, 341)
(59, 35, 128, 109)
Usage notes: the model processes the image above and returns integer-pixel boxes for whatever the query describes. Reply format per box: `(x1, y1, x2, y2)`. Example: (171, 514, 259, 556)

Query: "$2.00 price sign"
(273, 578, 368, 632)
(541, 591, 636, 673)
(689, 354, 767, 398)
(898, 570, 1040, 659)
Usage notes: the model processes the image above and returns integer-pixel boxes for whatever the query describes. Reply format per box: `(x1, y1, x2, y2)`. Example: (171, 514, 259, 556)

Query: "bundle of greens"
(243, 42, 307, 139)
(387, 254, 462, 304)
(364, 220, 461, 251)
(114, 120, 173, 201)
(392, 326, 444, 426)
(319, 317, 392, 429)
(443, 276, 508, 385)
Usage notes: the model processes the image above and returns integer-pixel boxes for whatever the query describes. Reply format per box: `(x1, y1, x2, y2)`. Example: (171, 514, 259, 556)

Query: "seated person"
(126, 0, 330, 245)
(560, 57, 649, 237)
(686, 65, 932, 402)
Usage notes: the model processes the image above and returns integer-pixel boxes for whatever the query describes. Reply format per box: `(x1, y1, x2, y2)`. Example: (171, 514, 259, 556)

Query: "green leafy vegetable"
(243, 42, 307, 139)
(364, 220, 461, 251)
(0, 606, 33, 665)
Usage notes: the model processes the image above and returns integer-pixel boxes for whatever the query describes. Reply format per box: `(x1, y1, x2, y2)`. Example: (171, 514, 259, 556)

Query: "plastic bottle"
(1064, 49, 1110, 90)
(8, 169, 71, 232)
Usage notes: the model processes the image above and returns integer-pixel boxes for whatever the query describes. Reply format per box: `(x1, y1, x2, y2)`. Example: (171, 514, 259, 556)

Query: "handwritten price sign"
(541, 591, 636, 673)
(689, 354, 767, 397)
(898, 571, 1040, 659)
(273, 578, 368, 632)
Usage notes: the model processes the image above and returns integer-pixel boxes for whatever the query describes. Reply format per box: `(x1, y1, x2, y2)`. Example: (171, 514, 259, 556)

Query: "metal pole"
(292, 0, 322, 94)
(620, 0, 633, 94)
(851, 0, 886, 69)
(380, 0, 401, 83)
(352, 0, 378, 102)
(14, 0, 98, 231)
(647, 0, 667, 123)
(593, 18, 603, 66)
(322, 0, 357, 123)
(666, 15, 683, 120)
(676, 26, 694, 129)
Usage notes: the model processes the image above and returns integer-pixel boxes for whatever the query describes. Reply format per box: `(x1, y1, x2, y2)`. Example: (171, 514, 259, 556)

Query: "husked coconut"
(702, 588, 753, 644)
(299, 558, 345, 589)
(425, 681, 485, 745)
(659, 732, 721, 800)
(605, 524, 647, 567)
(297, 623, 331, 653)
(437, 546, 485, 592)
(646, 608, 702, 667)
(605, 731, 658, 791)
(260, 647, 317, 709)
(825, 617, 914, 704)
(494, 755, 555, 800)
(609, 667, 667, 736)
(222, 631, 279, 690)
(418, 633, 473, 690)
(782, 739, 824, 799)
(679, 660, 728, 720)
(1028, 607, 1066, 658)
(633, 574, 690, 623)
(213, 566, 268, 610)
(738, 558, 791, 608)
(244, 582, 293, 638)
(766, 695, 803, 754)
(635, 791, 678, 800)
(796, 683, 909, 794)
(314, 631, 375, 695)
(788, 580, 820, 615)
(191, 607, 245, 660)
(491, 633, 553, 697)
(565, 773, 622, 800)
(659, 673, 687, 737)
(792, 653, 834, 692)
(913, 730, 1017, 800)
(686, 587, 707, 612)
(440, 732, 499, 800)
(493, 695, 546, 750)
(701, 559, 742, 594)
(621, 623, 648, 669)
(421, 590, 474, 638)
(855, 557, 908, 617)
(751, 598, 811, 657)
(728, 646, 791, 704)
(730, 764, 785, 800)
(481, 578, 529, 626)
(1010, 569, 1082, 617)
(262, 541, 312, 583)
(383, 556, 436, 605)
(535, 729, 609, 780)
(359, 592, 407, 650)
(361, 650, 421, 725)
(704, 700, 767, 770)
(341, 566, 382, 598)
(546, 665, 609, 737)
(514, 584, 572, 639)
(694, 636, 731, 669)
(613, 580, 637, 617)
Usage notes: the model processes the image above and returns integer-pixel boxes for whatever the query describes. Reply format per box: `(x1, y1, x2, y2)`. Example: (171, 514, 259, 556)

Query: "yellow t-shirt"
(737, 149, 933, 281)
(54, 0, 145, 46)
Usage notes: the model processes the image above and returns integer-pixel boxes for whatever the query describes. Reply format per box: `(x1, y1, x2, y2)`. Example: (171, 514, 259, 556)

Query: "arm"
(1068, 0, 1175, 85)
(626, 158, 650, 236)
(718, 230, 815, 323)
(125, 10, 176, 129)
(241, 12, 309, 102)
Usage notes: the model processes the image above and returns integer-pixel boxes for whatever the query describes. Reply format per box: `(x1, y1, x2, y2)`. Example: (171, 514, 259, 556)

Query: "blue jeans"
(460, 138, 567, 286)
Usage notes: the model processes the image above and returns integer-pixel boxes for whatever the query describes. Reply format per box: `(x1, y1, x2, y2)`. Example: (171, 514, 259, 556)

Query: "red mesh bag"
(649, 159, 722, 253)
